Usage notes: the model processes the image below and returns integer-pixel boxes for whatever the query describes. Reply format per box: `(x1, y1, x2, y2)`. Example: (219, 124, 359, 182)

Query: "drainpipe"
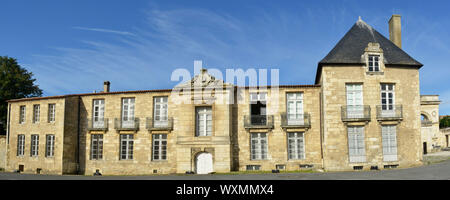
(319, 90, 325, 170)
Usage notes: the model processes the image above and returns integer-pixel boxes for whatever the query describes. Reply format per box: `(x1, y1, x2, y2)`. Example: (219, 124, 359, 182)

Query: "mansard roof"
(315, 18, 423, 83)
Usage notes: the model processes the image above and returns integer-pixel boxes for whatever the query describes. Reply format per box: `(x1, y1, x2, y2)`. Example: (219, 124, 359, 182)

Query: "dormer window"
(368, 55, 380, 72)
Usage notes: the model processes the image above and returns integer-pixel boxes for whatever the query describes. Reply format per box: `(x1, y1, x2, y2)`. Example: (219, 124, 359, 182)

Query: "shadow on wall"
(0, 135, 6, 170)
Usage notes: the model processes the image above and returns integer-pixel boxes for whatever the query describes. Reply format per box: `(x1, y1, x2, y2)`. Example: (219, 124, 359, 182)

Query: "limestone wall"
(0, 135, 6, 170)
(320, 65, 422, 171)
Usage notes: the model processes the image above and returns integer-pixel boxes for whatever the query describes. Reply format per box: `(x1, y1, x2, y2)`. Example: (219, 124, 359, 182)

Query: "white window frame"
(382, 125, 398, 162)
(31, 135, 39, 157)
(93, 99, 105, 128)
(196, 107, 212, 137)
(250, 92, 267, 102)
(120, 134, 134, 160)
(381, 84, 395, 117)
(288, 132, 305, 160)
(347, 126, 366, 163)
(33, 104, 40, 123)
(251, 132, 268, 160)
(19, 106, 26, 124)
(152, 134, 167, 161)
(121, 98, 135, 128)
(346, 84, 364, 118)
(17, 134, 25, 156)
(368, 55, 380, 72)
(48, 104, 56, 123)
(90, 134, 103, 160)
(286, 93, 304, 125)
(45, 134, 55, 157)
(153, 97, 168, 128)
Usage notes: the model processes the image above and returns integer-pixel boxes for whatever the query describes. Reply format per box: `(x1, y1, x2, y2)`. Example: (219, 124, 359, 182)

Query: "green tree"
(440, 116, 450, 129)
(0, 56, 43, 134)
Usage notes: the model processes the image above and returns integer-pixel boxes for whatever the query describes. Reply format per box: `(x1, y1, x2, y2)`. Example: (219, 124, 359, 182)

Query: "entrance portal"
(195, 152, 213, 174)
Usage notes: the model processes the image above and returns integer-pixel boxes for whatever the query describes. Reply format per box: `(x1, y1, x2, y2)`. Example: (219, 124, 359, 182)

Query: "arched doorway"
(195, 152, 213, 174)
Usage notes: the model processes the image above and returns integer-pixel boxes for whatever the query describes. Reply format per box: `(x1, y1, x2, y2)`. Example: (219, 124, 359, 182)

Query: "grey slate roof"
(315, 19, 423, 83)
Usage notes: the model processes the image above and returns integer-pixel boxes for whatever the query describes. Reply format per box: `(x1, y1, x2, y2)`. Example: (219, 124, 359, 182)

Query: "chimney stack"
(389, 14, 402, 48)
(103, 81, 110, 93)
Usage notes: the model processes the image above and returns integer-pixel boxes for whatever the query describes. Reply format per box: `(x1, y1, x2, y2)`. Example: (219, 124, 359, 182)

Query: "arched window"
(421, 114, 431, 127)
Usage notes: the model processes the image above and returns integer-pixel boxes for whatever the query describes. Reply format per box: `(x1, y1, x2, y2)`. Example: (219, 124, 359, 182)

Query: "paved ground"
(1, 151, 449, 180)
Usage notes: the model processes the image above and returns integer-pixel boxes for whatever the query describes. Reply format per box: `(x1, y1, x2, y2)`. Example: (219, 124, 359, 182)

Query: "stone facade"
(0, 135, 6, 170)
(3, 15, 437, 175)
(420, 95, 445, 153)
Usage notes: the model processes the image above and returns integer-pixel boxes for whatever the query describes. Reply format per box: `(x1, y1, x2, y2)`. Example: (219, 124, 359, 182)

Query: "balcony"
(341, 105, 371, 122)
(146, 117, 173, 131)
(244, 115, 274, 130)
(87, 118, 109, 131)
(114, 118, 140, 131)
(376, 105, 403, 121)
(421, 120, 433, 127)
(280, 113, 311, 129)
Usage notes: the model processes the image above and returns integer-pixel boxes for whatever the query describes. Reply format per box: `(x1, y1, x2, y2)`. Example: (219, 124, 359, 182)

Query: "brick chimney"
(103, 81, 110, 93)
(389, 14, 402, 48)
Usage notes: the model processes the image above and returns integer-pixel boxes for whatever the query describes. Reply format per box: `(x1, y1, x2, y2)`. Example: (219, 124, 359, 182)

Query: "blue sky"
(1, 0, 449, 114)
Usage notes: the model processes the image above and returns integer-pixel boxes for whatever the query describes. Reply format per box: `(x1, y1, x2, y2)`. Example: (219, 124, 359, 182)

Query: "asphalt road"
(1, 159, 449, 180)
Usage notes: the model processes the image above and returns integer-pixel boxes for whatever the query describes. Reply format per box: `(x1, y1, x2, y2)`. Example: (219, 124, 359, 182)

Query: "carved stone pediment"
(175, 68, 231, 89)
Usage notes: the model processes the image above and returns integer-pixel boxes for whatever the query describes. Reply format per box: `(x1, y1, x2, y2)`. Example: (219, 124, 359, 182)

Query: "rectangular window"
(250, 92, 267, 126)
(153, 97, 168, 127)
(368, 55, 380, 72)
(30, 135, 39, 157)
(92, 99, 105, 128)
(251, 133, 268, 160)
(286, 93, 304, 125)
(346, 84, 363, 118)
(19, 106, 26, 124)
(246, 165, 261, 171)
(152, 134, 167, 161)
(121, 98, 135, 128)
(90, 134, 103, 160)
(288, 132, 305, 160)
(196, 107, 212, 136)
(33, 104, 40, 123)
(17, 134, 25, 156)
(120, 134, 134, 160)
(45, 135, 55, 157)
(380, 84, 395, 117)
(382, 125, 398, 162)
(348, 126, 366, 163)
(48, 104, 56, 123)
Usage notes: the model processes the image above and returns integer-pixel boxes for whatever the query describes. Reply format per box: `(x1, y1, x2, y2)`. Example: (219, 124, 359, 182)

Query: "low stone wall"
(0, 135, 6, 170)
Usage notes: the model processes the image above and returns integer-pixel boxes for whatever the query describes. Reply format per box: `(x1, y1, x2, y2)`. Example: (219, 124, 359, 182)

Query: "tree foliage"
(440, 116, 450, 129)
(0, 56, 43, 134)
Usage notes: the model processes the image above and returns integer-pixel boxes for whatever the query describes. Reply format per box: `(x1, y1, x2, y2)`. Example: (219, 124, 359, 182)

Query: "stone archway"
(195, 152, 213, 174)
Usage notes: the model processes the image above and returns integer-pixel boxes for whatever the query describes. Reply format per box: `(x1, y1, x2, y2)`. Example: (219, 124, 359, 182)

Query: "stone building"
(420, 95, 445, 153)
(2, 15, 438, 175)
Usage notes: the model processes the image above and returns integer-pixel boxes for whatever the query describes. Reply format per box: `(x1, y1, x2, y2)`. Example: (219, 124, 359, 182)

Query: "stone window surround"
(362, 42, 385, 75)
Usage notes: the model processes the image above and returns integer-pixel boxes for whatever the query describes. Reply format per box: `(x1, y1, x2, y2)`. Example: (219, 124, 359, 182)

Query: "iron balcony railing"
(376, 105, 403, 120)
(87, 118, 109, 131)
(421, 120, 433, 127)
(244, 115, 274, 129)
(146, 117, 173, 131)
(341, 105, 371, 122)
(114, 118, 140, 131)
(280, 113, 311, 128)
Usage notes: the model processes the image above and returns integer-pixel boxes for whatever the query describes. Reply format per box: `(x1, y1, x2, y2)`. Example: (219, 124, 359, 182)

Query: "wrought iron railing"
(341, 105, 371, 122)
(114, 118, 140, 131)
(87, 118, 109, 131)
(376, 105, 403, 120)
(146, 117, 173, 131)
(421, 120, 433, 127)
(244, 115, 274, 129)
(280, 113, 311, 128)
